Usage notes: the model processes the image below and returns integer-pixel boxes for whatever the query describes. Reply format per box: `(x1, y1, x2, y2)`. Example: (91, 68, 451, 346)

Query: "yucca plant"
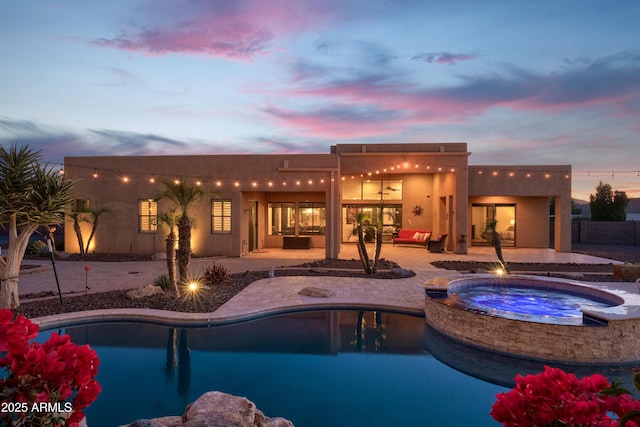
(203, 263, 229, 285)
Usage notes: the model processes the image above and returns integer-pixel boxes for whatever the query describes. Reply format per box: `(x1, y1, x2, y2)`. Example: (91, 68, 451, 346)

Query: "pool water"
(39, 310, 632, 427)
(451, 285, 613, 324)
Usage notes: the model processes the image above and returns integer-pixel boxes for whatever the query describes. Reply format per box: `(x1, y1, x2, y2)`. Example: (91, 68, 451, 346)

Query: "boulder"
(298, 287, 334, 298)
(124, 392, 294, 427)
(125, 284, 163, 300)
(151, 252, 167, 261)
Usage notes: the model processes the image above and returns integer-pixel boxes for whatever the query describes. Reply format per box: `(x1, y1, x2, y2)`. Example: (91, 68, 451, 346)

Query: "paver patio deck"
(22, 245, 630, 328)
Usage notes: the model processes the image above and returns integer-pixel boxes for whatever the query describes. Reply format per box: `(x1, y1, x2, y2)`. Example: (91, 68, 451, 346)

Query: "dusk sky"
(1, 0, 639, 201)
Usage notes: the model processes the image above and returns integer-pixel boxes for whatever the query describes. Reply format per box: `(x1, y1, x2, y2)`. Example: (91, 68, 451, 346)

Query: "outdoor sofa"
(392, 229, 431, 247)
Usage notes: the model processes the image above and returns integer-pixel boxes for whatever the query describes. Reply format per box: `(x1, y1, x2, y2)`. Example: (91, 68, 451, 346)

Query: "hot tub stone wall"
(425, 297, 640, 364)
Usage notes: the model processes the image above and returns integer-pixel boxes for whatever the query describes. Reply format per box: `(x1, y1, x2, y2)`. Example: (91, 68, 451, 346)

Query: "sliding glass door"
(471, 204, 516, 246)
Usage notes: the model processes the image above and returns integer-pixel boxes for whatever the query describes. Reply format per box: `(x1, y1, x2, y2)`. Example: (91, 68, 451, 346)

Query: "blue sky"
(1, 0, 639, 201)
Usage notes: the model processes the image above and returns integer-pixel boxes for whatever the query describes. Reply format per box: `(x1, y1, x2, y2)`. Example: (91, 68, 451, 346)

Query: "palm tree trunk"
(73, 218, 86, 256)
(166, 231, 178, 293)
(86, 216, 99, 254)
(356, 226, 372, 274)
(177, 215, 192, 283)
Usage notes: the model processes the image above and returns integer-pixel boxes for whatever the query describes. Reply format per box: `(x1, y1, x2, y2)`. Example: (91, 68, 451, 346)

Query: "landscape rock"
(125, 284, 164, 300)
(391, 267, 413, 277)
(124, 392, 294, 427)
(298, 287, 334, 298)
(151, 252, 167, 261)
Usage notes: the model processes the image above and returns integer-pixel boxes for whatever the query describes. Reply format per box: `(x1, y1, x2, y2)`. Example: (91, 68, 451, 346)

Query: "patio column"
(554, 194, 572, 252)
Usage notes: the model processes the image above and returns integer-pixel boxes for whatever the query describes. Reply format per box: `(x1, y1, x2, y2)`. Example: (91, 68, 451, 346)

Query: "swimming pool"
(40, 310, 633, 427)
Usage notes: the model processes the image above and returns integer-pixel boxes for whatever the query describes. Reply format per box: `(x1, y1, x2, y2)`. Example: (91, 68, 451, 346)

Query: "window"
(211, 200, 232, 233)
(341, 204, 402, 242)
(471, 204, 516, 246)
(138, 199, 157, 233)
(268, 202, 296, 235)
(299, 202, 326, 235)
(73, 199, 90, 212)
(341, 179, 402, 201)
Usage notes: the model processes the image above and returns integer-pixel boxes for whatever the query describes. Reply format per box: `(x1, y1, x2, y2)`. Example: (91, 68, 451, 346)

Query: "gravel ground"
(571, 243, 640, 264)
(15, 259, 410, 319)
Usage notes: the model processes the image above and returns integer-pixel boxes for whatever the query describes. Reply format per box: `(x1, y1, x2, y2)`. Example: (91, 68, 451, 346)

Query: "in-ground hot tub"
(424, 275, 640, 364)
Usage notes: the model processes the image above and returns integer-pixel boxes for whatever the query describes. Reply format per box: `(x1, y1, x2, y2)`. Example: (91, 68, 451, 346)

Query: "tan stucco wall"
(62, 144, 572, 258)
(468, 165, 572, 251)
(64, 154, 338, 258)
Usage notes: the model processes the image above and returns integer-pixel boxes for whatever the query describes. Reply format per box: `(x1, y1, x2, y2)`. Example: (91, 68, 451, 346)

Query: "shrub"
(26, 239, 48, 255)
(491, 365, 640, 426)
(203, 263, 229, 285)
(0, 310, 101, 426)
(153, 273, 173, 291)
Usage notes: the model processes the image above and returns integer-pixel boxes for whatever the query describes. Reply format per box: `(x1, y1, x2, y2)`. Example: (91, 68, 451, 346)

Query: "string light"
(57, 160, 636, 194)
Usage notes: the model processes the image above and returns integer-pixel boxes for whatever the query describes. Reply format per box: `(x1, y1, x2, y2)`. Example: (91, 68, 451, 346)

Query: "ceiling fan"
(378, 177, 400, 195)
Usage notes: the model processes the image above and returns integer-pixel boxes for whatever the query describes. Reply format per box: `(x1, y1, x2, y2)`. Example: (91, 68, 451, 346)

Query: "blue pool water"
(40, 310, 633, 427)
(451, 285, 613, 324)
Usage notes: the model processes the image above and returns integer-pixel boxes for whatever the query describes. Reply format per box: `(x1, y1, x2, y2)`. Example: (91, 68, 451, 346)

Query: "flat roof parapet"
(331, 143, 468, 154)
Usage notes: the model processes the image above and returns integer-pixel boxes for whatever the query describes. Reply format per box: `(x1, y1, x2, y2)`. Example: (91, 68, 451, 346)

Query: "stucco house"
(63, 143, 572, 259)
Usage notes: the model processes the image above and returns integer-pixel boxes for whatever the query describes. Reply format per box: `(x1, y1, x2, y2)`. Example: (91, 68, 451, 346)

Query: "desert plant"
(0, 144, 76, 308)
(153, 273, 173, 291)
(486, 220, 510, 273)
(203, 262, 229, 285)
(157, 208, 179, 293)
(156, 181, 207, 284)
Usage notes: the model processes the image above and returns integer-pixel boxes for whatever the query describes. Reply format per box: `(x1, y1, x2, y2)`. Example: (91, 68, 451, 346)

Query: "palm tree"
(84, 207, 110, 255)
(68, 207, 110, 256)
(0, 144, 75, 308)
(68, 210, 87, 255)
(157, 208, 179, 292)
(352, 212, 373, 274)
(156, 181, 205, 284)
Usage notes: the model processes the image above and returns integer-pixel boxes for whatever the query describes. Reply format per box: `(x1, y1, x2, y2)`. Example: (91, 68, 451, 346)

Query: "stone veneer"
(424, 275, 640, 364)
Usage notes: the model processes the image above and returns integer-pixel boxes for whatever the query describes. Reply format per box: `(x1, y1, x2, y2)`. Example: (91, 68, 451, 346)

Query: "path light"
(495, 268, 505, 276)
(188, 282, 199, 292)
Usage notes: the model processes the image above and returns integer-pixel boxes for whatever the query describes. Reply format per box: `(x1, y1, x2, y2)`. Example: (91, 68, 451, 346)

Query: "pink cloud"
(90, 1, 336, 59)
(263, 53, 640, 141)
(92, 21, 273, 59)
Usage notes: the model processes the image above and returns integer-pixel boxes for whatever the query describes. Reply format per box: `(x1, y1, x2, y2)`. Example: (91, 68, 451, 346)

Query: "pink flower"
(492, 366, 640, 427)
(0, 310, 101, 426)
